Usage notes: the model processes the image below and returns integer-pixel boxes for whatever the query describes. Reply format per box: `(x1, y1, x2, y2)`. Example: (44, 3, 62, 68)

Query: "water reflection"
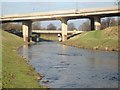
(18, 41, 118, 88)
(61, 45, 68, 62)
(18, 44, 32, 62)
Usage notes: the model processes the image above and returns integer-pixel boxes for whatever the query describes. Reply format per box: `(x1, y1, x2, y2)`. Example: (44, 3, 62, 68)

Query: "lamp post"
(76, 0, 78, 12)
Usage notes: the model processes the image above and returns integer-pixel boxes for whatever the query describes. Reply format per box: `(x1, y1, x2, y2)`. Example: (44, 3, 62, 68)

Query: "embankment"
(2, 30, 42, 88)
(62, 26, 119, 51)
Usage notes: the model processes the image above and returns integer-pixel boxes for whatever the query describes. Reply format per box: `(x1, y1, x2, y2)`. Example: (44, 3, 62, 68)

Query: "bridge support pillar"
(90, 16, 101, 30)
(90, 17, 95, 30)
(94, 16, 101, 30)
(22, 21, 32, 43)
(61, 19, 68, 41)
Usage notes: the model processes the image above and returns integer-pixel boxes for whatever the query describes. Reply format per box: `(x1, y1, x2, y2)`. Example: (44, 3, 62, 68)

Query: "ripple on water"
(56, 53, 82, 56)
(18, 41, 118, 88)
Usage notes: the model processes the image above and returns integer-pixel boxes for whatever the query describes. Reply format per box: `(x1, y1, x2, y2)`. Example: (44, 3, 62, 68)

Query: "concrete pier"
(90, 17, 95, 30)
(22, 21, 32, 43)
(90, 16, 101, 30)
(94, 16, 101, 30)
(61, 19, 68, 41)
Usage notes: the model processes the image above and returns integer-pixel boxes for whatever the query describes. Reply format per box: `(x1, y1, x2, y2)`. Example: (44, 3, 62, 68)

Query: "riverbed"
(18, 41, 118, 88)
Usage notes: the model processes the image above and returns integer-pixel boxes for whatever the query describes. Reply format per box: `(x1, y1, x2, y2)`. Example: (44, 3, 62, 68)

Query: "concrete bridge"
(32, 30, 83, 34)
(1, 6, 119, 42)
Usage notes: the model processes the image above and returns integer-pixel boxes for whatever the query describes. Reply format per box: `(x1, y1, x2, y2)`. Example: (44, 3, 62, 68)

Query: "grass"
(2, 30, 43, 88)
(62, 26, 119, 51)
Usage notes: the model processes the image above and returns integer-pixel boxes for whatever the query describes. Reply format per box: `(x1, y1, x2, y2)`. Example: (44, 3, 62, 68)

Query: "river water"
(18, 41, 118, 88)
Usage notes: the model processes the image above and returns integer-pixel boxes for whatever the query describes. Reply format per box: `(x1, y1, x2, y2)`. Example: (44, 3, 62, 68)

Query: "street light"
(76, 0, 78, 12)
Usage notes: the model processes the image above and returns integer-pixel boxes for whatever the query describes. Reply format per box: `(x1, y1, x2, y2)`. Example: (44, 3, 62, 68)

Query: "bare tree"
(79, 20, 90, 31)
(57, 27, 61, 30)
(101, 17, 120, 29)
(2, 23, 22, 31)
(68, 23, 76, 31)
(115, 0, 120, 5)
(47, 23, 57, 30)
(32, 22, 41, 30)
(101, 17, 111, 29)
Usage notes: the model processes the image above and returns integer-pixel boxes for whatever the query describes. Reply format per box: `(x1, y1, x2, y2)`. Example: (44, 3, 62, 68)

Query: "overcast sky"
(1, 0, 117, 29)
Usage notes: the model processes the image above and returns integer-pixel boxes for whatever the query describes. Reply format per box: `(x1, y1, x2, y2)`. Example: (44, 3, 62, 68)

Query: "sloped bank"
(2, 30, 43, 88)
(62, 26, 119, 51)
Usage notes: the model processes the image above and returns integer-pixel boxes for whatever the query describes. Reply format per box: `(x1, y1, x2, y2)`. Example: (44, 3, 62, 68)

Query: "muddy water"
(18, 41, 118, 88)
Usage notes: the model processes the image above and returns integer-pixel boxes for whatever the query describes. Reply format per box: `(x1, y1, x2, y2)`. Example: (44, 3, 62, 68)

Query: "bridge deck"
(1, 6, 119, 22)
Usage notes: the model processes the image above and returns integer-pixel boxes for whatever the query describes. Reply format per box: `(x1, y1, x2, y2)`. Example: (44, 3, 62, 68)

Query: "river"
(18, 41, 118, 88)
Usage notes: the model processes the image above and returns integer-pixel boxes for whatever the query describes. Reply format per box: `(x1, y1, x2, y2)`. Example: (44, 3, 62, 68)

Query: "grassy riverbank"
(62, 26, 119, 51)
(2, 30, 42, 88)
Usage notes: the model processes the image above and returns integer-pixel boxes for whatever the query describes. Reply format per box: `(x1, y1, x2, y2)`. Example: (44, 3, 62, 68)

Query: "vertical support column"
(94, 16, 101, 30)
(90, 17, 95, 30)
(61, 19, 68, 41)
(22, 21, 32, 43)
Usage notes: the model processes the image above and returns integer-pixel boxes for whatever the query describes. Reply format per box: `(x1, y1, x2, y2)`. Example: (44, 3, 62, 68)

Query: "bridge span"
(1, 6, 119, 42)
(32, 30, 83, 34)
